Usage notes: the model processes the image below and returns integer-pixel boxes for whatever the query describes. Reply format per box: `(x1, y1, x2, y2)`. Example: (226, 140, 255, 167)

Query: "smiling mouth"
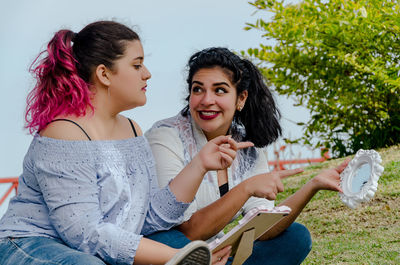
(198, 111, 219, 120)
(141, 85, 147, 92)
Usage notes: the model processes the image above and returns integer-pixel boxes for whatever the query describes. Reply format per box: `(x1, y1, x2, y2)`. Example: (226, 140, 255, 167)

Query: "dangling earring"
(107, 87, 111, 97)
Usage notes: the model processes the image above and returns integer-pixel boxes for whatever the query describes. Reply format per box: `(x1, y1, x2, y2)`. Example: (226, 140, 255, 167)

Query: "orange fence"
(268, 146, 330, 171)
(0, 177, 18, 206)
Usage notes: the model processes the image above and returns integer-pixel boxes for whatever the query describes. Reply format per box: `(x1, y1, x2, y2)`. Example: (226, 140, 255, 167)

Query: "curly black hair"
(182, 47, 281, 147)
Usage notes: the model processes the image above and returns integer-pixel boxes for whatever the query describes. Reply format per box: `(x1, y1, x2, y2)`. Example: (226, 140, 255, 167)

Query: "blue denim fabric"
(146, 228, 191, 248)
(0, 237, 105, 265)
(240, 222, 312, 265)
(147, 222, 312, 265)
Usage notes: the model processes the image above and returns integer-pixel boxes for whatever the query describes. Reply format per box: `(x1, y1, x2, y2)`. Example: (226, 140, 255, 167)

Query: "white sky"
(0, 0, 308, 215)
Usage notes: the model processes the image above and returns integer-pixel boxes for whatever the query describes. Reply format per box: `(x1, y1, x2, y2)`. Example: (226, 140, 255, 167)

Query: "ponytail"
(25, 30, 92, 134)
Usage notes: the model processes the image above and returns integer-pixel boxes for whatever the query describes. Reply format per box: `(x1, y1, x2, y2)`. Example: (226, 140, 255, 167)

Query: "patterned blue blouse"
(0, 135, 189, 264)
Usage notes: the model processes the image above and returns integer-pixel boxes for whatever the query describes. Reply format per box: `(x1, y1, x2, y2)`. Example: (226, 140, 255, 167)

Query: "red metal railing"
(268, 146, 330, 171)
(0, 177, 18, 206)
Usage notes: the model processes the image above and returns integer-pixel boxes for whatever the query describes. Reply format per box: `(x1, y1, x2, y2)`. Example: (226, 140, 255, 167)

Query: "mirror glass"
(339, 149, 384, 209)
(351, 163, 371, 193)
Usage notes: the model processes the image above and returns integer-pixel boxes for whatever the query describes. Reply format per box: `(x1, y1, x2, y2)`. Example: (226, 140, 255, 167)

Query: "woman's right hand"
(242, 168, 304, 200)
(196, 135, 253, 171)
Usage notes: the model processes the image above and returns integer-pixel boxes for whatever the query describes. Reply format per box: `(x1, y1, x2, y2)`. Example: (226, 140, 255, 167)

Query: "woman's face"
(106, 40, 151, 110)
(189, 66, 247, 140)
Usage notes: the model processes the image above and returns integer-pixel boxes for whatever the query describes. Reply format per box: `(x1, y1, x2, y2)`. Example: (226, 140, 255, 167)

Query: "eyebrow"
(213, 82, 230, 87)
(192, 81, 203, 86)
(131, 56, 144, 62)
(191, 81, 230, 87)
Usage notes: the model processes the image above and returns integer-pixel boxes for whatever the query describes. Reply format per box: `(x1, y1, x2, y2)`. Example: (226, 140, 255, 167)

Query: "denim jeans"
(146, 222, 312, 265)
(0, 237, 106, 265)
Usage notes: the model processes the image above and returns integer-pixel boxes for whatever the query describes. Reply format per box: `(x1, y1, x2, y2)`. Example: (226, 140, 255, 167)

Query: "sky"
(0, 0, 309, 215)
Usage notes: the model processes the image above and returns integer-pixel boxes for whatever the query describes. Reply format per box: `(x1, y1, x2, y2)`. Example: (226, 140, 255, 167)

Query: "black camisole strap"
(219, 182, 229, 197)
(127, 118, 138, 137)
(49, 119, 92, 141)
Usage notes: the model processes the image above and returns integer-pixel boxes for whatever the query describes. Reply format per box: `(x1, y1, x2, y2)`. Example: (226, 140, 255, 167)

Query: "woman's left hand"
(310, 159, 351, 192)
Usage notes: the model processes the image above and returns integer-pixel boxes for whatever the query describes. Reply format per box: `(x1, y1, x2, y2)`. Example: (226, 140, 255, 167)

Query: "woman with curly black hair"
(146, 47, 348, 265)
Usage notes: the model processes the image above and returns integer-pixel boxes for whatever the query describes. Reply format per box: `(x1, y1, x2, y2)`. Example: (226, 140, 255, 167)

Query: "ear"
(236, 90, 248, 109)
(95, 64, 111, 87)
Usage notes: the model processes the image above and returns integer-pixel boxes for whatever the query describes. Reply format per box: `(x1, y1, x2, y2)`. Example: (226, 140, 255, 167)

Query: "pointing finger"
(278, 168, 304, 179)
(237, 141, 254, 150)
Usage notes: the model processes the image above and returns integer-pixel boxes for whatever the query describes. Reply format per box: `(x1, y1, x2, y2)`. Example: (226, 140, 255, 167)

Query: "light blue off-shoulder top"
(0, 135, 189, 264)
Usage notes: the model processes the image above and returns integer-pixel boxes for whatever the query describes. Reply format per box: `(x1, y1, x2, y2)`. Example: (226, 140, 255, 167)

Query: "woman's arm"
(258, 159, 350, 240)
(178, 167, 304, 240)
(135, 237, 232, 265)
(135, 237, 178, 265)
(169, 135, 252, 203)
(146, 126, 252, 204)
(178, 183, 250, 240)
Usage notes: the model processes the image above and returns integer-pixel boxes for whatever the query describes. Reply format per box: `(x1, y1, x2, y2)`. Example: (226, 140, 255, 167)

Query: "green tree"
(244, 0, 400, 157)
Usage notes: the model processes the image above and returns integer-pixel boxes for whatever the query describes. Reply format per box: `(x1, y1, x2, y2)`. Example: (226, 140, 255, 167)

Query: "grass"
(276, 145, 400, 264)
(224, 145, 400, 264)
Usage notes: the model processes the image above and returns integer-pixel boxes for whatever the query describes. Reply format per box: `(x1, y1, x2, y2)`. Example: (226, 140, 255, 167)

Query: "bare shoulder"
(40, 118, 90, 141)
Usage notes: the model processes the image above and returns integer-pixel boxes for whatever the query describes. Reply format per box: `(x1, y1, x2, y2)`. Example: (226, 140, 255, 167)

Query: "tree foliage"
(244, 0, 400, 157)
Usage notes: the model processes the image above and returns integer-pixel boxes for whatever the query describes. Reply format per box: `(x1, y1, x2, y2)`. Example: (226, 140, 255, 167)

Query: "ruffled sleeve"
(140, 133, 190, 234)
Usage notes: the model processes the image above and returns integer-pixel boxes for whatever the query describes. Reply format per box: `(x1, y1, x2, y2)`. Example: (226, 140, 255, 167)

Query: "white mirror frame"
(339, 149, 384, 209)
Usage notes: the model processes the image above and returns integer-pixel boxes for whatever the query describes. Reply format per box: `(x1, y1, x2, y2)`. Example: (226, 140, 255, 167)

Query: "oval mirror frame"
(339, 149, 384, 209)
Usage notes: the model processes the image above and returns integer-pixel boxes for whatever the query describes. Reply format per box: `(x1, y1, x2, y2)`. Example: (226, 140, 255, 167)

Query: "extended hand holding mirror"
(339, 149, 384, 209)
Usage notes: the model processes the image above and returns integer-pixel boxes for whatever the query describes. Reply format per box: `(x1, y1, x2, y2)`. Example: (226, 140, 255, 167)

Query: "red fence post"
(0, 177, 19, 206)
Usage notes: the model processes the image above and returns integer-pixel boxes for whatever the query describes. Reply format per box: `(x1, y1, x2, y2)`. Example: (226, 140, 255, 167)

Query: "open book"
(208, 206, 291, 264)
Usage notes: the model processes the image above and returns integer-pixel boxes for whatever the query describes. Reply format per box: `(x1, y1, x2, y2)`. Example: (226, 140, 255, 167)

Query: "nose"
(200, 90, 215, 106)
(142, 65, 151, 80)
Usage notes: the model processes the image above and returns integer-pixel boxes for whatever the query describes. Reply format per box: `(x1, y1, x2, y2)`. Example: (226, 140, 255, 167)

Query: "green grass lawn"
(224, 145, 399, 264)
(275, 145, 400, 264)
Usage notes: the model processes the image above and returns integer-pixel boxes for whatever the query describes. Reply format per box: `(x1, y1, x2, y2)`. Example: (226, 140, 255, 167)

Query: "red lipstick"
(198, 111, 219, 120)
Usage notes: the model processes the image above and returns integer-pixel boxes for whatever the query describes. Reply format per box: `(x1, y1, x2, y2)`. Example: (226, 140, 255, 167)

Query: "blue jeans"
(0, 237, 106, 265)
(146, 222, 312, 265)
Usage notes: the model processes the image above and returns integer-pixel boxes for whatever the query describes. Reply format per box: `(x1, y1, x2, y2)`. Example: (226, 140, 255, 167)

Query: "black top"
(219, 182, 229, 197)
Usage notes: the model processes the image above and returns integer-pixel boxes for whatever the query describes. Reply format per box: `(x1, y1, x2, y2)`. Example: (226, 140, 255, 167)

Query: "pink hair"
(25, 30, 93, 134)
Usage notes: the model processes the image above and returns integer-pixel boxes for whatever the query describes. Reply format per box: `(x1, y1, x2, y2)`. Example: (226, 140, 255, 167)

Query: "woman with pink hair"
(0, 21, 248, 265)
